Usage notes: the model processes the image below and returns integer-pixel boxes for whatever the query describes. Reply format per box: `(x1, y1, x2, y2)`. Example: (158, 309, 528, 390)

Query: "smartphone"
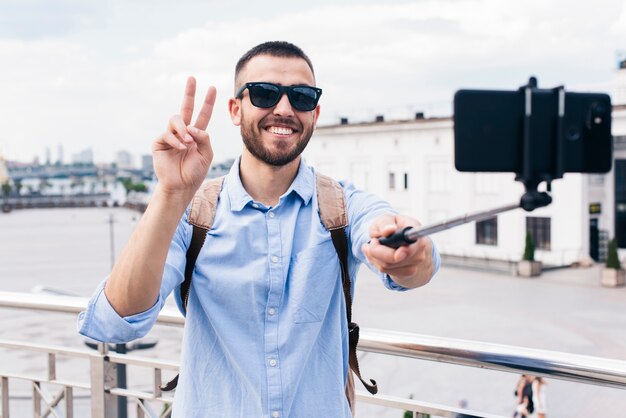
(453, 87, 612, 176)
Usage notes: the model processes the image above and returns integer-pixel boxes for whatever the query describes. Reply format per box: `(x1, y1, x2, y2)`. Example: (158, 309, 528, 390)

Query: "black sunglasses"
(236, 82, 322, 112)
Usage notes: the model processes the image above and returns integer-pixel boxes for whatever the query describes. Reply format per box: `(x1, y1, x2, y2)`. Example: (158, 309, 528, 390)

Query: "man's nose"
(273, 93, 295, 116)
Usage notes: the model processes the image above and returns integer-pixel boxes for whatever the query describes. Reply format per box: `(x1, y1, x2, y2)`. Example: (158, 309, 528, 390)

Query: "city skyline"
(1, 0, 625, 163)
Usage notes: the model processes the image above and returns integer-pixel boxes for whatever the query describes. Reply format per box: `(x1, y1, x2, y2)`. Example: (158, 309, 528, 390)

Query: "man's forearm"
(104, 185, 193, 317)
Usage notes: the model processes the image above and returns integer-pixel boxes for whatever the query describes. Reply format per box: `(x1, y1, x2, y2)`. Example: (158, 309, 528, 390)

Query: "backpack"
(161, 172, 377, 412)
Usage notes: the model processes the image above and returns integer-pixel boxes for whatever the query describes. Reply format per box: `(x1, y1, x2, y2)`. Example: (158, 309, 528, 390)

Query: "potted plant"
(517, 231, 541, 277)
(601, 238, 625, 287)
(1, 181, 12, 213)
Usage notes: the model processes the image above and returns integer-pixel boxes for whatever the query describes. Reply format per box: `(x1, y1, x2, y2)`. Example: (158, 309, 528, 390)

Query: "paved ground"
(1, 207, 625, 417)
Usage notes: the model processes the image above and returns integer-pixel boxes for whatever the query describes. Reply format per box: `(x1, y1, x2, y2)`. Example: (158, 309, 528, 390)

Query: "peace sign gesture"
(153, 76, 217, 197)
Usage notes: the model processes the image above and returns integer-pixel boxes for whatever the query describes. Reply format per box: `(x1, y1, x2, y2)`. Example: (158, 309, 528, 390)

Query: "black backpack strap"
(161, 177, 224, 392)
(316, 172, 378, 398)
(329, 227, 378, 396)
(181, 225, 209, 314)
(180, 175, 225, 313)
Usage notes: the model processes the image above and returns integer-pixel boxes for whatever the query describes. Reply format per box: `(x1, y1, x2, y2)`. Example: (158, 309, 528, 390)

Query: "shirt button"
(271, 256, 279, 263)
(272, 412, 280, 418)
(268, 308, 276, 315)
(268, 211, 275, 218)
(252, 203, 259, 208)
(269, 359, 277, 367)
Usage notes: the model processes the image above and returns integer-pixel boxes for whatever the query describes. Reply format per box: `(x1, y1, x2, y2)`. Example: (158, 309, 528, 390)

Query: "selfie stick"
(380, 77, 556, 249)
(379, 192, 550, 248)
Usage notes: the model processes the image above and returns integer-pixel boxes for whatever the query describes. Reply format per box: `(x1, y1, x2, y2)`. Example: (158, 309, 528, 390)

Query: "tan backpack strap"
(188, 176, 225, 229)
(162, 176, 225, 393)
(316, 171, 378, 399)
(315, 172, 347, 230)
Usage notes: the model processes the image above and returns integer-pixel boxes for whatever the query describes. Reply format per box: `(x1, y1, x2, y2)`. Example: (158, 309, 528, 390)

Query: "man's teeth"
(268, 126, 293, 135)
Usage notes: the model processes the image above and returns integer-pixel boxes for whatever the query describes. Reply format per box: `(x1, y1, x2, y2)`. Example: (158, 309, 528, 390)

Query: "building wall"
(305, 108, 626, 265)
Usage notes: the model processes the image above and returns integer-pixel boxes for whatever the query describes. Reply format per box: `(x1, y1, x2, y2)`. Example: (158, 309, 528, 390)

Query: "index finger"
(193, 86, 217, 130)
(180, 76, 196, 126)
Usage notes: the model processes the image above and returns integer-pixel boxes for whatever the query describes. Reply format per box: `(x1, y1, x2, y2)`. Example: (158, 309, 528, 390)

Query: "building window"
(526, 217, 551, 251)
(476, 217, 498, 245)
(616, 159, 626, 248)
(388, 172, 395, 190)
(403, 173, 409, 190)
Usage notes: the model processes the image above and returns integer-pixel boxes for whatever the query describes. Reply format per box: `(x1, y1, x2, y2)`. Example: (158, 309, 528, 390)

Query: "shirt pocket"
(290, 239, 341, 324)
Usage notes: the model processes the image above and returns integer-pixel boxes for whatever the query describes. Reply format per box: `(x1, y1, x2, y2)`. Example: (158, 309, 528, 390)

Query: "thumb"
(187, 126, 214, 161)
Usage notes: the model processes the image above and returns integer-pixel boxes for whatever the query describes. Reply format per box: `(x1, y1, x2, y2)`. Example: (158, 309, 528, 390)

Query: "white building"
(115, 150, 134, 169)
(71, 148, 94, 165)
(141, 154, 153, 172)
(305, 93, 626, 268)
(0, 156, 8, 185)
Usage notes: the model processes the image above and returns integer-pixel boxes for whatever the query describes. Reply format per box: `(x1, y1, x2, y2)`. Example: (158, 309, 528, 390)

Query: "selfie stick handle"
(379, 202, 521, 249)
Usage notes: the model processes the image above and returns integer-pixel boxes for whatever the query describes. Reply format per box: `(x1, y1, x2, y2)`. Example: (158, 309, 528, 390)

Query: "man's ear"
(313, 105, 321, 127)
(228, 97, 242, 126)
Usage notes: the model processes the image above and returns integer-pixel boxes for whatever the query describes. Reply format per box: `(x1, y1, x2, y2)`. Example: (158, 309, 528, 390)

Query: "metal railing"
(1, 291, 626, 417)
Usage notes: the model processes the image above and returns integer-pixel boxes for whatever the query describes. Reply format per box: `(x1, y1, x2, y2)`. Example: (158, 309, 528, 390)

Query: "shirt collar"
(225, 157, 314, 212)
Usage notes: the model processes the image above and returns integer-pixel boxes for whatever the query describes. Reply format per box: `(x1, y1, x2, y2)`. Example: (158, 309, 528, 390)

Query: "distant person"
(78, 40, 439, 417)
(532, 377, 548, 418)
(455, 398, 481, 418)
(513, 374, 534, 418)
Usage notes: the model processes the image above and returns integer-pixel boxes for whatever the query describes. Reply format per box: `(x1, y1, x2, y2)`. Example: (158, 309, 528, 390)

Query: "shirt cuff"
(77, 279, 161, 343)
(382, 237, 440, 290)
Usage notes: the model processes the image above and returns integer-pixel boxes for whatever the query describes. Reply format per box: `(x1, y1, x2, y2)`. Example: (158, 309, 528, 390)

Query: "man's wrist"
(151, 183, 196, 212)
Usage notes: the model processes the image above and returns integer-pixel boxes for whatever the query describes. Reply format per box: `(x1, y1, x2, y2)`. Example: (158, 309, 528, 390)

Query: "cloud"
(0, 0, 106, 40)
(0, 0, 624, 163)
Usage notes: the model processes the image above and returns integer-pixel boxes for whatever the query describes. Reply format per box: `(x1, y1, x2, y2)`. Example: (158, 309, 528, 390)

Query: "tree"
(523, 231, 535, 262)
(131, 182, 147, 193)
(606, 238, 622, 270)
(121, 178, 147, 195)
(1, 181, 11, 199)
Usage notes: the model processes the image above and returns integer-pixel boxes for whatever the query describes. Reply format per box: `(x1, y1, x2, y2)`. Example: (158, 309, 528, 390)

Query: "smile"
(266, 126, 295, 136)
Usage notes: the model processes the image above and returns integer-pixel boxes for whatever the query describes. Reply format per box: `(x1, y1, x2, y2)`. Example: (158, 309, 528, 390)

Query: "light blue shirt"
(78, 159, 440, 417)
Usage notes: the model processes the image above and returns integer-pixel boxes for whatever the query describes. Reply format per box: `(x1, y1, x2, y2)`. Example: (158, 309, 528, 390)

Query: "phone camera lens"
(566, 126, 581, 141)
(590, 102, 607, 118)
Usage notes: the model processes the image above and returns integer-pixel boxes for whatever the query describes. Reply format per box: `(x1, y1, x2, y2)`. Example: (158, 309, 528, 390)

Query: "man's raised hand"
(153, 77, 217, 197)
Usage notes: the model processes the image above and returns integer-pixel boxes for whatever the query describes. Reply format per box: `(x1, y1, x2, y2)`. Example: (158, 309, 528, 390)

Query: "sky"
(0, 0, 625, 164)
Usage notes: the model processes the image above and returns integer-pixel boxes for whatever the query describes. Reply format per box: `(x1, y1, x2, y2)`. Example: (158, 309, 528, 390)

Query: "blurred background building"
(305, 60, 626, 269)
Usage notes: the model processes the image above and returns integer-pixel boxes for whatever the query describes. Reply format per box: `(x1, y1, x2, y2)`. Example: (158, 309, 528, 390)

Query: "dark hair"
(234, 41, 315, 87)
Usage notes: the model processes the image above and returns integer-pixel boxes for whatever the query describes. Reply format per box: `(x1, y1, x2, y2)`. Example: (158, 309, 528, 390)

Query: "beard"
(240, 112, 314, 167)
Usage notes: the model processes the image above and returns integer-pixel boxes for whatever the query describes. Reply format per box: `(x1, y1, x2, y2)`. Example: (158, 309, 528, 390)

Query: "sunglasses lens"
(289, 87, 319, 111)
(248, 84, 281, 108)
(244, 83, 320, 111)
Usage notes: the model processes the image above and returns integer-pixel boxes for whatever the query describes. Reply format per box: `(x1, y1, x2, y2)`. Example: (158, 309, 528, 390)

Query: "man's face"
(229, 54, 320, 167)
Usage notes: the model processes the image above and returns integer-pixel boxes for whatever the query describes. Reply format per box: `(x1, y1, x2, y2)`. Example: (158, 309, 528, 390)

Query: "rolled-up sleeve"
(77, 279, 163, 343)
(77, 212, 191, 343)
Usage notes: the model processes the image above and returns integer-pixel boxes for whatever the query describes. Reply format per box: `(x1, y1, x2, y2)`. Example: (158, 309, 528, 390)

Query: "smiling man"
(78, 41, 439, 417)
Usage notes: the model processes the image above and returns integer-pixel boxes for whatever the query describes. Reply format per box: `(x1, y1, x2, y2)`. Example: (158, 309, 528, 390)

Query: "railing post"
(64, 386, 73, 418)
(154, 368, 162, 399)
(32, 382, 41, 418)
(136, 400, 146, 418)
(47, 353, 56, 381)
(1, 377, 9, 418)
(89, 343, 118, 418)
